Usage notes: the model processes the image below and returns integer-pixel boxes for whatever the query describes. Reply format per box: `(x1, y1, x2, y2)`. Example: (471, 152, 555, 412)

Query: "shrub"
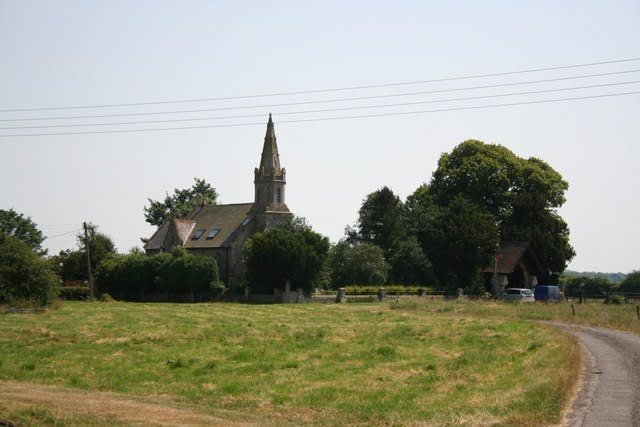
(604, 294, 626, 305)
(59, 286, 90, 300)
(0, 235, 58, 307)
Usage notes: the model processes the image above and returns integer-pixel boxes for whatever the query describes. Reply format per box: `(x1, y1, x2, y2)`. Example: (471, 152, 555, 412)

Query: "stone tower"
(254, 114, 289, 214)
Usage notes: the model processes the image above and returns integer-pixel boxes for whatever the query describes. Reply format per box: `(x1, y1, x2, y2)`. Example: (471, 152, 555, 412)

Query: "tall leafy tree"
(389, 236, 435, 285)
(421, 196, 498, 291)
(0, 209, 46, 255)
(244, 218, 329, 294)
(328, 241, 389, 287)
(144, 178, 218, 226)
(356, 186, 405, 260)
(427, 140, 574, 279)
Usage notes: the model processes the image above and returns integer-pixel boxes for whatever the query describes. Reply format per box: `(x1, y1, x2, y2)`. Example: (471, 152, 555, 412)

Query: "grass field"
(2, 299, 634, 425)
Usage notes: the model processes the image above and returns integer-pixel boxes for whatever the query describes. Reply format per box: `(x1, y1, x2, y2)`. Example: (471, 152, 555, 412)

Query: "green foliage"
(50, 223, 116, 283)
(0, 208, 46, 255)
(96, 249, 219, 298)
(427, 140, 575, 279)
(420, 196, 498, 291)
(144, 177, 218, 226)
(618, 270, 640, 294)
(0, 235, 58, 306)
(604, 294, 626, 305)
(390, 236, 435, 285)
(328, 241, 389, 287)
(561, 275, 615, 298)
(244, 221, 329, 294)
(58, 286, 90, 301)
(563, 270, 626, 284)
(355, 186, 405, 260)
(343, 285, 432, 295)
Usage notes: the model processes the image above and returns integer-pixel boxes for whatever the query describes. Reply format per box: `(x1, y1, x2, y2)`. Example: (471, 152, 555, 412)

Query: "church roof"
(184, 203, 254, 248)
(144, 203, 254, 250)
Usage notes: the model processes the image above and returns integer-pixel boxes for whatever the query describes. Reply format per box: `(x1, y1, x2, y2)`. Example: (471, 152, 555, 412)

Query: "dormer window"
(206, 228, 220, 240)
(192, 229, 206, 240)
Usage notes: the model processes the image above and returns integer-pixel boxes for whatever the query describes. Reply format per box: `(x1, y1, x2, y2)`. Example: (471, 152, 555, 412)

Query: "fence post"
(571, 304, 576, 318)
(637, 305, 639, 321)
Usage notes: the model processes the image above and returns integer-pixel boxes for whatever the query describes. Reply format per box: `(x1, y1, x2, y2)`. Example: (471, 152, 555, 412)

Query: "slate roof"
(144, 203, 255, 251)
(483, 241, 541, 274)
(145, 221, 171, 251)
(184, 203, 254, 248)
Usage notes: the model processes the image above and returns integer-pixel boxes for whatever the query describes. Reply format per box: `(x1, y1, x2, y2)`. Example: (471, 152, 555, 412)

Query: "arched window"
(276, 187, 282, 204)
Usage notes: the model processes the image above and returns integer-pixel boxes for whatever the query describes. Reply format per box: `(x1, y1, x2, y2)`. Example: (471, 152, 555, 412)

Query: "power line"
(1, 90, 638, 138)
(46, 229, 82, 239)
(2, 69, 639, 123)
(2, 80, 638, 130)
(1, 57, 639, 113)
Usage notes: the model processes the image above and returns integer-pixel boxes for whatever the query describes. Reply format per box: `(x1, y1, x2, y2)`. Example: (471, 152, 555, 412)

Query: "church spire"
(258, 113, 282, 177)
(254, 114, 288, 213)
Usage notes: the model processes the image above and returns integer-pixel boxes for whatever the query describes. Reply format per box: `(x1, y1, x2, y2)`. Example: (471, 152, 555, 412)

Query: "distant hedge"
(96, 247, 221, 299)
(343, 285, 434, 295)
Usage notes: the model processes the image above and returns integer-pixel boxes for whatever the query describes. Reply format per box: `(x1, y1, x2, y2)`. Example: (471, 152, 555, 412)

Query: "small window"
(206, 228, 220, 240)
(276, 187, 282, 204)
(192, 229, 206, 240)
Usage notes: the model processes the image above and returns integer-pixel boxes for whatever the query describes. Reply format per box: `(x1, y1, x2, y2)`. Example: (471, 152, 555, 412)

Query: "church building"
(144, 115, 292, 285)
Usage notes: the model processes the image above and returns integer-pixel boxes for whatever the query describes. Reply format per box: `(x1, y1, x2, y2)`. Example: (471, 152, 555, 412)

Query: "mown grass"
(0, 300, 598, 425)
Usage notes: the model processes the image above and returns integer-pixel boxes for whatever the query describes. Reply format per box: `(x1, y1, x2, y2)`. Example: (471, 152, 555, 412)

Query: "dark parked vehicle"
(534, 285, 562, 302)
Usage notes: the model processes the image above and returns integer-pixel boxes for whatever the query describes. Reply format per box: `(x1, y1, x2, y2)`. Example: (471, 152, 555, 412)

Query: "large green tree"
(144, 178, 218, 226)
(244, 218, 329, 294)
(0, 209, 46, 255)
(356, 186, 405, 260)
(428, 140, 574, 279)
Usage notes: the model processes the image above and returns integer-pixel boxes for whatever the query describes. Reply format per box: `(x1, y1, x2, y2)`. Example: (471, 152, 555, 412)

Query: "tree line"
(5, 139, 638, 306)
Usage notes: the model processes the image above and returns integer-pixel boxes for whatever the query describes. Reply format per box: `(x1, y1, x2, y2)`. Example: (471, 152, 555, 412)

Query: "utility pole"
(83, 222, 94, 299)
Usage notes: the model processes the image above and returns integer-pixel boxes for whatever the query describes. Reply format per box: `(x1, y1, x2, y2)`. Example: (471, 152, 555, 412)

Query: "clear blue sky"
(1, 1, 638, 273)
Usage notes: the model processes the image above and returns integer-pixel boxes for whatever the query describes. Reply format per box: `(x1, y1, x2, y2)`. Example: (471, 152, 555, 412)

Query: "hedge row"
(343, 285, 434, 295)
(96, 248, 220, 297)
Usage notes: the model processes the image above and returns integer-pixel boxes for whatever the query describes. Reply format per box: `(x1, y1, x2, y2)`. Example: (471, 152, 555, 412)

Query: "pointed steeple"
(258, 113, 282, 177)
(254, 114, 289, 213)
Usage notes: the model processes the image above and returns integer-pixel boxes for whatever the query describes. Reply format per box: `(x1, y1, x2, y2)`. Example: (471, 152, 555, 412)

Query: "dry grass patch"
(0, 300, 585, 426)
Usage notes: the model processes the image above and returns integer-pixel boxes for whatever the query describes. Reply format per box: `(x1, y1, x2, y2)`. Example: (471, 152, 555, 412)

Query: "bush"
(604, 294, 626, 305)
(59, 286, 90, 300)
(0, 235, 58, 307)
(96, 248, 220, 299)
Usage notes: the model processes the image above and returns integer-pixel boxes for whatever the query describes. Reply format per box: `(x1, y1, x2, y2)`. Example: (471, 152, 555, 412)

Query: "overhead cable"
(2, 69, 639, 123)
(1, 90, 638, 138)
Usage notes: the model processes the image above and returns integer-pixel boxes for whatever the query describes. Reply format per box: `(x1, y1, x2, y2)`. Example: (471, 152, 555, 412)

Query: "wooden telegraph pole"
(83, 222, 94, 299)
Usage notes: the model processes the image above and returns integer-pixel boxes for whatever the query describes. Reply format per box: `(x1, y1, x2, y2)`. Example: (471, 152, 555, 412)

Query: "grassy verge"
(0, 300, 584, 425)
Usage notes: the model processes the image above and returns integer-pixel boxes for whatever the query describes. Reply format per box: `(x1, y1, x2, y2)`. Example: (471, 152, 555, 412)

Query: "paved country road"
(548, 323, 640, 427)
